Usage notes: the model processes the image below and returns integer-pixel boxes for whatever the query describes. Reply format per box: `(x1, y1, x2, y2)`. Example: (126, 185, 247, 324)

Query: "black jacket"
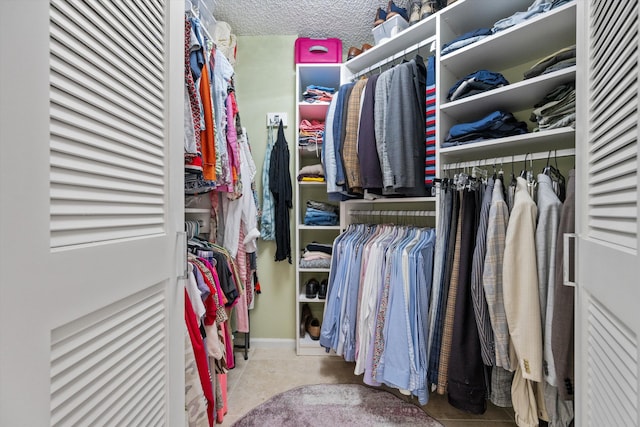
(269, 122, 292, 262)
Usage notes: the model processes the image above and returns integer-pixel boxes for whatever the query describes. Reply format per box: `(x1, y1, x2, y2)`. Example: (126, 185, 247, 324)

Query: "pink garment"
(234, 226, 250, 333)
(299, 119, 325, 131)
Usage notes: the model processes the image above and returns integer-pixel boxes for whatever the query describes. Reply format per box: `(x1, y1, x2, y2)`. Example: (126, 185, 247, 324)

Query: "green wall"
(234, 35, 298, 340)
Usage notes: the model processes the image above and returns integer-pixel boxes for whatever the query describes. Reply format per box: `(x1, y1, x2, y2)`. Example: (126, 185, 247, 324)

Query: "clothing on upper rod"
(324, 53, 434, 200)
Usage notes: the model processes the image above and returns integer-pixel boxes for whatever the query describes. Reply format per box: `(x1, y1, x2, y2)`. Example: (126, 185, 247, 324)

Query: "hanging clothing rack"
(352, 36, 437, 80)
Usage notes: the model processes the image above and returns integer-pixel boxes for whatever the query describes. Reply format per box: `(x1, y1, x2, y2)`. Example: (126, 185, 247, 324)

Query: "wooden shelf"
(184, 208, 210, 214)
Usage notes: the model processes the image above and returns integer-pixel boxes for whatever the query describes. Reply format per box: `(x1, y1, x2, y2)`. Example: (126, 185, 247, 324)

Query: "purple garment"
(358, 74, 383, 190)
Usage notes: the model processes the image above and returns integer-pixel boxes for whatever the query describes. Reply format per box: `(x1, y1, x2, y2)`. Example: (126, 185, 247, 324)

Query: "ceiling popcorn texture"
(207, 0, 400, 57)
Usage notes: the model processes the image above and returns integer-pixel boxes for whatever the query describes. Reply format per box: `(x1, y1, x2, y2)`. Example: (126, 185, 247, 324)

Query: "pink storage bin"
(295, 37, 342, 63)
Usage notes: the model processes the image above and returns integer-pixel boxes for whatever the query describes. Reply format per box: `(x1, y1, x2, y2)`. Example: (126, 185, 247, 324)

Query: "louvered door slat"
(51, 122, 163, 167)
(586, 300, 638, 426)
(591, 0, 633, 62)
(51, 139, 163, 177)
(589, 137, 636, 175)
(50, 45, 162, 122)
(85, 1, 165, 80)
(587, 0, 638, 251)
(50, 72, 164, 139)
(50, 169, 163, 196)
(122, 0, 164, 46)
(50, 283, 167, 426)
(50, 185, 162, 206)
(50, 7, 163, 112)
(135, 0, 164, 35)
(54, 1, 164, 92)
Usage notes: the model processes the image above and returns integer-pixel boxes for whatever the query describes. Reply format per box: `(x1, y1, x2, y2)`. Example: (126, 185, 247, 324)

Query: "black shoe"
(305, 278, 319, 298)
(318, 279, 328, 299)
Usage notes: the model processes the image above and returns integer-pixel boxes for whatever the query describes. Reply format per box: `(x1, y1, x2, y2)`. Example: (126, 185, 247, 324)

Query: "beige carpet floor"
(220, 347, 517, 427)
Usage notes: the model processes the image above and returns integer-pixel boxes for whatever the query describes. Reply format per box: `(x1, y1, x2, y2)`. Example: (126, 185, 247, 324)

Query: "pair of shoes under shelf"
(305, 278, 328, 299)
(300, 303, 321, 340)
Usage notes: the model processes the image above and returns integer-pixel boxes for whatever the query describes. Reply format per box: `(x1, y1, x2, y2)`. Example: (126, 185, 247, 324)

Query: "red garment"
(185, 289, 214, 427)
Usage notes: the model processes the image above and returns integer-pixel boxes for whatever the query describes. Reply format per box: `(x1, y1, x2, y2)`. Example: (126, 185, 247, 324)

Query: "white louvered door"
(0, 1, 184, 425)
(576, 1, 640, 425)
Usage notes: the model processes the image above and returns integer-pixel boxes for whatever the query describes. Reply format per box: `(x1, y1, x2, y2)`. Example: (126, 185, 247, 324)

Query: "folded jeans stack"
(443, 110, 528, 147)
(530, 82, 576, 130)
(447, 70, 509, 101)
(304, 200, 339, 226)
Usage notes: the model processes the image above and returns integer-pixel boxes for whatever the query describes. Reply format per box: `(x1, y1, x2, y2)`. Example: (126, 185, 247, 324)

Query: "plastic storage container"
(372, 14, 409, 45)
(295, 37, 343, 64)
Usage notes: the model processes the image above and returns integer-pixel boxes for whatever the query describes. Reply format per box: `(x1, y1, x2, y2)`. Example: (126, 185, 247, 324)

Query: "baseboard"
(249, 338, 296, 349)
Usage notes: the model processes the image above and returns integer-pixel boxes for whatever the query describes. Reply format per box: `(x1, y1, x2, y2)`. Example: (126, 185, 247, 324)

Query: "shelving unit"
(437, 1, 577, 171)
(294, 63, 342, 356)
(296, 0, 577, 358)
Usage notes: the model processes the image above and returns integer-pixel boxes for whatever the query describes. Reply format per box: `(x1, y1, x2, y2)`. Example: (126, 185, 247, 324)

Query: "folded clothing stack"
(298, 119, 325, 155)
(443, 110, 528, 147)
(447, 70, 509, 101)
(300, 242, 333, 269)
(302, 85, 336, 103)
(297, 163, 325, 182)
(524, 45, 576, 79)
(441, 0, 573, 55)
(530, 82, 576, 131)
(304, 200, 339, 226)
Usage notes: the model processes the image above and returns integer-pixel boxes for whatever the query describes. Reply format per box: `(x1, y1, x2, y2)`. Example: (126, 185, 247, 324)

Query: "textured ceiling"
(206, 0, 395, 54)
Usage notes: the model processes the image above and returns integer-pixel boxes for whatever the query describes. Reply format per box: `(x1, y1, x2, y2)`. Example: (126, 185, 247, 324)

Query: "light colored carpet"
(232, 383, 444, 426)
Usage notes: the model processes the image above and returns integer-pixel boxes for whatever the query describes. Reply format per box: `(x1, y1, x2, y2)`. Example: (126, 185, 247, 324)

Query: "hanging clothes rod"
(352, 36, 437, 80)
(441, 148, 576, 171)
(349, 210, 436, 217)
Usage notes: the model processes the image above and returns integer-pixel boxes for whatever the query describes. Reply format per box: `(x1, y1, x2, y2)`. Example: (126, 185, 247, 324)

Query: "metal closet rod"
(441, 148, 576, 170)
(349, 210, 436, 217)
(352, 36, 437, 80)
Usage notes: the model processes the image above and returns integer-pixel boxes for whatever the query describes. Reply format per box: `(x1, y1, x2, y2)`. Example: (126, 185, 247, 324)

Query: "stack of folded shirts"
(304, 200, 339, 226)
(298, 119, 325, 154)
(299, 242, 333, 269)
(447, 70, 509, 101)
(297, 163, 325, 182)
(443, 110, 528, 147)
(524, 45, 576, 79)
(530, 82, 576, 130)
(302, 85, 336, 103)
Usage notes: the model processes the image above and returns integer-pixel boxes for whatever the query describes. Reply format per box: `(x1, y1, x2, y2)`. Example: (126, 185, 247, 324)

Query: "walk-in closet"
(0, 0, 638, 426)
